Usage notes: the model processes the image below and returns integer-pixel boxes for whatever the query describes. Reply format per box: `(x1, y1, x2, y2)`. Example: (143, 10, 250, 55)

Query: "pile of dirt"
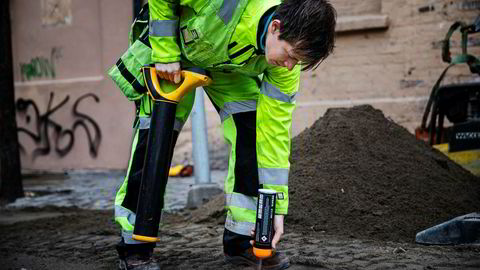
(188, 193, 226, 225)
(288, 105, 480, 242)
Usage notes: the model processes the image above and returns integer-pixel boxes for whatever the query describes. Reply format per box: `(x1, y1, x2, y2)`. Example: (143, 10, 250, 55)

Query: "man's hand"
(250, 214, 285, 249)
(154, 62, 181, 84)
(271, 214, 284, 249)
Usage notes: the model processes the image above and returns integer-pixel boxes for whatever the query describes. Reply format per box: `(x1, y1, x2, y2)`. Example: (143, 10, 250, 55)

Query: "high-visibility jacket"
(109, 0, 299, 235)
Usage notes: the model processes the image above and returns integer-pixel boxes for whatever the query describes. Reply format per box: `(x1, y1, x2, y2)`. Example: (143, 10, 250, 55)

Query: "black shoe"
(116, 238, 159, 270)
(224, 247, 290, 270)
(118, 253, 161, 270)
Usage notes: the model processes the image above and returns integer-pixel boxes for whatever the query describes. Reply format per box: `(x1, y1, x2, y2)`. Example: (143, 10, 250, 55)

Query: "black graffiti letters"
(16, 92, 102, 160)
(16, 93, 69, 158)
(72, 94, 102, 157)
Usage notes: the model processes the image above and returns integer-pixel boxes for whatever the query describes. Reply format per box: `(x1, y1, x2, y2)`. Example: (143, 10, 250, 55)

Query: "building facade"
(11, 0, 480, 171)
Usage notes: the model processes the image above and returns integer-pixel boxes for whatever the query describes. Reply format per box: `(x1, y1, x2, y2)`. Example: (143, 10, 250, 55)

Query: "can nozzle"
(253, 247, 274, 259)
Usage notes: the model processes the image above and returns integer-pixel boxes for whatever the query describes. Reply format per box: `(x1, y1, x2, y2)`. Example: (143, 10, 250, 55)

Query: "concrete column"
(191, 88, 211, 185)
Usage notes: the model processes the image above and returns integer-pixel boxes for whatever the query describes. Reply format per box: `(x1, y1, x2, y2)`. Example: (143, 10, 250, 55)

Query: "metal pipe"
(191, 88, 211, 184)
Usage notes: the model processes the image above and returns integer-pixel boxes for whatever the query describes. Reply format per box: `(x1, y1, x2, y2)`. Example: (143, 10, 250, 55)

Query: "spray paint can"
(253, 189, 277, 259)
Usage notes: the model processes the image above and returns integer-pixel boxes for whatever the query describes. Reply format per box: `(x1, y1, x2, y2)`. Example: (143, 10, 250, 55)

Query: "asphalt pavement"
(7, 169, 227, 211)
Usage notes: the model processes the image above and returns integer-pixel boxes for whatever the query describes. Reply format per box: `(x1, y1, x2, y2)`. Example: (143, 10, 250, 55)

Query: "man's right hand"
(155, 62, 181, 84)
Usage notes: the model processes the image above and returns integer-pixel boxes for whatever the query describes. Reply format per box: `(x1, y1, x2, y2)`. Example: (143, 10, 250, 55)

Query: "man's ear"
(270, 19, 282, 33)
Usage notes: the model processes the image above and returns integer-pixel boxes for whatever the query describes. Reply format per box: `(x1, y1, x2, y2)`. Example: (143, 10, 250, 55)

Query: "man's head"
(265, 0, 336, 71)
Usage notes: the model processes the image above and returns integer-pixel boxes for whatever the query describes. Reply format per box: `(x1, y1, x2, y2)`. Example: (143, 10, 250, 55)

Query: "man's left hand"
(250, 214, 285, 249)
(271, 214, 284, 249)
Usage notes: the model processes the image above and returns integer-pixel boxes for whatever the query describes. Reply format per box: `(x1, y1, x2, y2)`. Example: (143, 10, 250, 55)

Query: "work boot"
(224, 247, 290, 270)
(116, 239, 160, 270)
(118, 253, 160, 270)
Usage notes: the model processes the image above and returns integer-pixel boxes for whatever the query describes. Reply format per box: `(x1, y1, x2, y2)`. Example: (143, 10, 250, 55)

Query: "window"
(330, 0, 389, 33)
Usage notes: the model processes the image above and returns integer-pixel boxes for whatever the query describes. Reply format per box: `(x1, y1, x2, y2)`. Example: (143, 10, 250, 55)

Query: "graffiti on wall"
(16, 92, 102, 160)
(19, 47, 62, 81)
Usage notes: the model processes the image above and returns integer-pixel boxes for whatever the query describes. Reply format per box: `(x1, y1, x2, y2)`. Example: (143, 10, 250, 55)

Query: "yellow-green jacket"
(110, 1, 299, 228)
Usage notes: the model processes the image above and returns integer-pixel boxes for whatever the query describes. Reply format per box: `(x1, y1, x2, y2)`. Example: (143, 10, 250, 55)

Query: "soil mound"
(189, 193, 226, 224)
(288, 105, 480, 242)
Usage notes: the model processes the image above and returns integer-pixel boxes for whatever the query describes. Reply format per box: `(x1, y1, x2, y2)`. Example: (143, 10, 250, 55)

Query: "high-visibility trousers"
(114, 70, 269, 248)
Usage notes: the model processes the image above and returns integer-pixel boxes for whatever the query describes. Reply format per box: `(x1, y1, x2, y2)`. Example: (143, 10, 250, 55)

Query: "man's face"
(265, 19, 301, 71)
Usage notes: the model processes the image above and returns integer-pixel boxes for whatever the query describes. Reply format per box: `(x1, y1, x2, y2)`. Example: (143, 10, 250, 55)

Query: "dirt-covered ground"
(1, 206, 479, 270)
(2, 105, 480, 269)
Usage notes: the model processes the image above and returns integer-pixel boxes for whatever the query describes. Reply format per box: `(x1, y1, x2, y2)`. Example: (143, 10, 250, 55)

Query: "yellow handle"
(143, 67, 212, 103)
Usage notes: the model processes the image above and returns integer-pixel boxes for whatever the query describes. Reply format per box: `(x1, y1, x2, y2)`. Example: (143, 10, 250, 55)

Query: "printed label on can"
(258, 193, 263, 219)
(254, 190, 276, 249)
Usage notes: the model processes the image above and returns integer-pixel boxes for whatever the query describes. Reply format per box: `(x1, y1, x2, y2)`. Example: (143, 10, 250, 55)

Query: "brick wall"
(293, 0, 480, 133)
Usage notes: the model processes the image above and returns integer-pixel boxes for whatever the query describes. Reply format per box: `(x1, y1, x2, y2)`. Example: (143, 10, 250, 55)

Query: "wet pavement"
(7, 170, 227, 211)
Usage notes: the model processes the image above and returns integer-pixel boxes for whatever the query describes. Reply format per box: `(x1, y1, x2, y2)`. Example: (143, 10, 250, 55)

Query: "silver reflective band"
(225, 193, 257, 211)
(138, 117, 151, 130)
(149, 20, 178, 37)
(220, 100, 257, 122)
(115, 205, 132, 217)
(217, 0, 240, 25)
(122, 230, 147, 244)
(115, 205, 137, 225)
(138, 117, 183, 131)
(258, 168, 289, 185)
(261, 81, 297, 103)
(225, 215, 255, 236)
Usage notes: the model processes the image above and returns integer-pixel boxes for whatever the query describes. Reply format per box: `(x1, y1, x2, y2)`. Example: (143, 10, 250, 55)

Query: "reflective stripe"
(138, 117, 151, 130)
(260, 81, 296, 103)
(217, 0, 240, 25)
(225, 215, 255, 236)
(116, 59, 146, 94)
(138, 117, 183, 131)
(219, 100, 257, 122)
(149, 20, 178, 37)
(225, 193, 257, 211)
(122, 230, 148, 244)
(139, 30, 151, 48)
(117, 206, 155, 244)
(174, 119, 184, 132)
(229, 45, 255, 60)
(115, 205, 132, 217)
(115, 205, 136, 225)
(258, 168, 289, 186)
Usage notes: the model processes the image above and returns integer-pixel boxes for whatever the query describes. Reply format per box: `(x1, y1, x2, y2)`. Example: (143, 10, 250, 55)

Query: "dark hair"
(274, 0, 336, 71)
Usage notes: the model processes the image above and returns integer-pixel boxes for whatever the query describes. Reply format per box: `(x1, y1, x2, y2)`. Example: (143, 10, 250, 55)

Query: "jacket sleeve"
(148, 0, 182, 63)
(257, 64, 300, 215)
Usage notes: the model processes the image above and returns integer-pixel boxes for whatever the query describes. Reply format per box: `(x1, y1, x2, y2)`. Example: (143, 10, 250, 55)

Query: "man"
(109, 0, 336, 269)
